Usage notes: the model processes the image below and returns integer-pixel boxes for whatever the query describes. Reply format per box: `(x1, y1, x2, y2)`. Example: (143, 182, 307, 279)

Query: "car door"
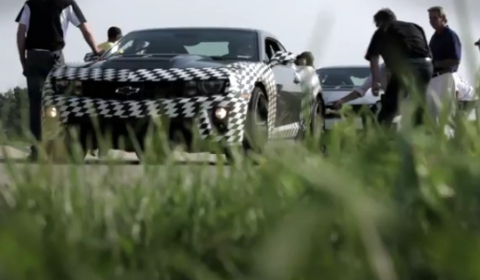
(265, 38, 304, 128)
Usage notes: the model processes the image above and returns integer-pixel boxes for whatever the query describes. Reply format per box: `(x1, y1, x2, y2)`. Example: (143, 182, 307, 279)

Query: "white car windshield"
(101, 28, 259, 61)
(316, 67, 370, 89)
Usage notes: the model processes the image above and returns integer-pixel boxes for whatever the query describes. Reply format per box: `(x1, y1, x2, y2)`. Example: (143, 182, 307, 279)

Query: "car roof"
(131, 27, 265, 34)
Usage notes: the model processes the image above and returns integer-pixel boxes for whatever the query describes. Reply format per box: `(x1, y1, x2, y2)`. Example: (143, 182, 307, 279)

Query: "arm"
(79, 23, 100, 54)
(15, 4, 30, 68)
(434, 31, 461, 69)
(338, 75, 372, 104)
(67, 0, 100, 54)
(364, 29, 383, 88)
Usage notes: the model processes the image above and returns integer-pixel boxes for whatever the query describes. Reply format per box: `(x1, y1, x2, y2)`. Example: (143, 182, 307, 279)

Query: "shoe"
(27, 146, 39, 162)
(27, 152, 38, 162)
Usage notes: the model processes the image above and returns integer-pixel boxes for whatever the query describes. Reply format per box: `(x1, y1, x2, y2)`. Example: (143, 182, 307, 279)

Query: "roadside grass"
(1, 101, 480, 280)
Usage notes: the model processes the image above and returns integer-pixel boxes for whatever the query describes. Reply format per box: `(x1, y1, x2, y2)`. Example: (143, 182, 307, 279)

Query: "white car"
(317, 65, 380, 129)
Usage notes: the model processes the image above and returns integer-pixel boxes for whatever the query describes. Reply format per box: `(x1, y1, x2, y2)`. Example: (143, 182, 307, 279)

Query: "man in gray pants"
(15, 0, 102, 160)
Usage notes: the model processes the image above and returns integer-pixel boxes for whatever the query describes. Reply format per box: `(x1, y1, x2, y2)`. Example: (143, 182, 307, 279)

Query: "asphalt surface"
(0, 145, 224, 186)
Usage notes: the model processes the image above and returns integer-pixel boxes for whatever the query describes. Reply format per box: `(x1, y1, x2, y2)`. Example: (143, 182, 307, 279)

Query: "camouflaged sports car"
(41, 27, 323, 161)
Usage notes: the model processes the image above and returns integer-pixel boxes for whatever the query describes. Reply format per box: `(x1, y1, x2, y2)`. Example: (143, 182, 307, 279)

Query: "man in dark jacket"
(365, 8, 433, 127)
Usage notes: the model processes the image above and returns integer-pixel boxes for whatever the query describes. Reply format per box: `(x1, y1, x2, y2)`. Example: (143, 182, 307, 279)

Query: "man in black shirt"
(15, 0, 102, 160)
(365, 8, 433, 127)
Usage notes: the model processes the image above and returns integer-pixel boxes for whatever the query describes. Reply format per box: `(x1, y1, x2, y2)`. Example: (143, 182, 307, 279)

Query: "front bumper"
(42, 94, 249, 145)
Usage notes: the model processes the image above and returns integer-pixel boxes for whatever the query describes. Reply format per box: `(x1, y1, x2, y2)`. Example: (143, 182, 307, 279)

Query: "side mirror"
(83, 52, 99, 62)
(269, 51, 296, 66)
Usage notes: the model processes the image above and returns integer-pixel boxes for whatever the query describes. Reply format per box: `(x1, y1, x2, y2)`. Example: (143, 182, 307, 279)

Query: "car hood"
(323, 88, 380, 105)
(76, 54, 232, 70)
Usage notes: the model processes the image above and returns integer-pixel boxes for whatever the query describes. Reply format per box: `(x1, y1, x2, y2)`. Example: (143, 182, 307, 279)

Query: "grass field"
(1, 102, 480, 280)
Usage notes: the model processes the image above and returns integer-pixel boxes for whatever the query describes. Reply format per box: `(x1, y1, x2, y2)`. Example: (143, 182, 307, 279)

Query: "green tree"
(0, 87, 29, 142)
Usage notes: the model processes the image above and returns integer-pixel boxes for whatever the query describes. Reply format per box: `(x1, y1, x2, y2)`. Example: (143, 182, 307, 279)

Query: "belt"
(406, 57, 432, 63)
(28, 49, 62, 52)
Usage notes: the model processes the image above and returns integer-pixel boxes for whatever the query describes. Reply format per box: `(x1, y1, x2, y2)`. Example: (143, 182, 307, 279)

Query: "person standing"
(365, 8, 433, 127)
(299, 51, 315, 67)
(15, 0, 102, 160)
(98, 26, 122, 51)
(426, 6, 462, 125)
(295, 54, 306, 66)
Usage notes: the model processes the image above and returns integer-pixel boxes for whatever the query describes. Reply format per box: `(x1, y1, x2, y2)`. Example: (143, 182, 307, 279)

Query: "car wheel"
(372, 101, 382, 116)
(225, 86, 268, 163)
(44, 125, 87, 163)
(303, 97, 326, 152)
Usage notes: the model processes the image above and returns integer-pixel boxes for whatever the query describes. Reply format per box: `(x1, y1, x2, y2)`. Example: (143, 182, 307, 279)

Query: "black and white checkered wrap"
(43, 62, 280, 143)
(270, 51, 296, 65)
(227, 62, 277, 136)
(43, 94, 248, 143)
(271, 123, 302, 138)
(50, 66, 232, 82)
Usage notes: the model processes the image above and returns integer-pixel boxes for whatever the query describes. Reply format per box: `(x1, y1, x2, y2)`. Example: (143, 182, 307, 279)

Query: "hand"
(93, 47, 104, 56)
(20, 59, 26, 76)
(371, 82, 381, 96)
(331, 99, 344, 109)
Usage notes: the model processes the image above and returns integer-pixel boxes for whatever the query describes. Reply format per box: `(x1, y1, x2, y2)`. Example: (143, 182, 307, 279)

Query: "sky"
(0, 0, 479, 92)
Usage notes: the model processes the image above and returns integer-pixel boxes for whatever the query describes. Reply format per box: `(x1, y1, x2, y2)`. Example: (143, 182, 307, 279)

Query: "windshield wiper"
(208, 56, 226, 60)
(208, 55, 251, 61)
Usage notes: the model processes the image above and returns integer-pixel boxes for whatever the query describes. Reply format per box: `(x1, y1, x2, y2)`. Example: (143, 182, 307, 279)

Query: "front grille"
(81, 81, 186, 100)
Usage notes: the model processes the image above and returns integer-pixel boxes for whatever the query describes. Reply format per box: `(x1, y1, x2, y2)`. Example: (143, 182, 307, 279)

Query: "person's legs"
(425, 72, 457, 131)
(25, 50, 64, 159)
(411, 61, 433, 126)
(377, 75, 400, 128)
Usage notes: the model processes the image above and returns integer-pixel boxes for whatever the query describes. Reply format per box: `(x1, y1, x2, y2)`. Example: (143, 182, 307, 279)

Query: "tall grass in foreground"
(2, 103, 480, 280)
(0, 6, 479, 276)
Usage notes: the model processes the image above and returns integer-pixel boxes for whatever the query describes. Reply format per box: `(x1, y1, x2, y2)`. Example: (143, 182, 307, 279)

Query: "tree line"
(0, 87, 29, 142)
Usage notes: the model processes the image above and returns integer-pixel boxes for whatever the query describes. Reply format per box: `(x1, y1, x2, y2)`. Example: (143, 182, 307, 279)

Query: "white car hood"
(323, 88, 380, 105)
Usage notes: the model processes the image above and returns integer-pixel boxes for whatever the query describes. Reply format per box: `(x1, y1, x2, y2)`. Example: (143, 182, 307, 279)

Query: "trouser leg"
(377, 75, 400, 127)
(25, 76, 45, 155)
(409, 61, 433, 126)
(25, 50, 64, 157)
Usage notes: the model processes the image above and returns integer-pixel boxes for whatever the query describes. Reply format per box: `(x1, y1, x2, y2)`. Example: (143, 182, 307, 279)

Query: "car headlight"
(44, 106, 58, 118)
(55, 79, 82, 95)
(183, 81, 198, 97)
(198, 81, 226, 95)
(182, 80, 227, 96)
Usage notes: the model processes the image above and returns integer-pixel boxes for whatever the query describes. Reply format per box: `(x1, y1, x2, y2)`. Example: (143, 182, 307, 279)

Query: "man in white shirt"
(395, 73, 475, 129)
(454, 73, 475, 101)
(331, 63, 388, 106)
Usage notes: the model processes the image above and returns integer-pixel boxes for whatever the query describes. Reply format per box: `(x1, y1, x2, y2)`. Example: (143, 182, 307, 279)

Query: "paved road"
(0, 145, 224, 186)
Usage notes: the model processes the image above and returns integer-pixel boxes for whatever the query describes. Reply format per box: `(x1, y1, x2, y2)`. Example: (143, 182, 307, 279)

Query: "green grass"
(2, 101, 480, 280)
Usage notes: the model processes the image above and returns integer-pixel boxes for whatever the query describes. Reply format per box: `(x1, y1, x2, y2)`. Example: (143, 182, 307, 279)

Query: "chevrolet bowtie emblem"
(115, 86, 140, 95)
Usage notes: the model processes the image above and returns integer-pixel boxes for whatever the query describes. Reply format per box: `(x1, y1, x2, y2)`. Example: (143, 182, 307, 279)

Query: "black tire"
(225, 86, 268, 163)
(302, 97, 326, 152)
(44, 125, 87, 163)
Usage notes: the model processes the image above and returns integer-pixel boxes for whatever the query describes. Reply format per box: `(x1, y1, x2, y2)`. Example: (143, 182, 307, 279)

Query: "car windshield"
(316, 67, 370, 88)
(101, 29, 258, 61)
